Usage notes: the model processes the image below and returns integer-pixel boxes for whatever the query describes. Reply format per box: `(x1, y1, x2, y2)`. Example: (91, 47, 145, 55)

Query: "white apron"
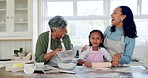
(47, 33, 66, 52)
(47, 32, 52, 53)
(103, 32, 124, 57)
(46, 32, 62, 66)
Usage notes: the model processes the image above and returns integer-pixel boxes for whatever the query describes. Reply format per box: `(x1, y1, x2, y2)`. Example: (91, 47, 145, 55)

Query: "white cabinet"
(0, 0, 32, 39)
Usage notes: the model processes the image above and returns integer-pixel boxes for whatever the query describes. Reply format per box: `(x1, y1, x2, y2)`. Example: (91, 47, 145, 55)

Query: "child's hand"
(84, 61, 92, 67)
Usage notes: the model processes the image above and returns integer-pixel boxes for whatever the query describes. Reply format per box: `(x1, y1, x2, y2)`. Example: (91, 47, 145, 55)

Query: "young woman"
(103, 6, 138, 66)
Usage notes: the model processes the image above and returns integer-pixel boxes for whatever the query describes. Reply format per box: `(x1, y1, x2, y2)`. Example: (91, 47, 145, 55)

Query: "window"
(47, 2, 73, 16)
(77, 1, 103, 16)
(41, 0, 148, 47)
(142, 0, 148, 14)
(110, 0, 138, 15)
(135, 19, 148, 44)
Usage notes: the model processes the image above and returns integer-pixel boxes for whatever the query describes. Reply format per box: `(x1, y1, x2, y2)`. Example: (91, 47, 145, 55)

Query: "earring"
(121, 18, 123, 21)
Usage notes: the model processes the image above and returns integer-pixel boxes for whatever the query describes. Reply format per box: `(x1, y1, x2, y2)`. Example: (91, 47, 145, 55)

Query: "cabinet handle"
(11, 17, 13, 19)
(6, 17, 9, 19)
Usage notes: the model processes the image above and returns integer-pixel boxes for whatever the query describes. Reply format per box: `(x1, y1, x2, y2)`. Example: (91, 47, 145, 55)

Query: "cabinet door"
(13, 0, 32, 37)
(0, 0, 14, 36)
(0, 0, 32, 38)
(14, 0, 28, 32)
(0, 0, 6, 34)
(7, 0, 15, 35)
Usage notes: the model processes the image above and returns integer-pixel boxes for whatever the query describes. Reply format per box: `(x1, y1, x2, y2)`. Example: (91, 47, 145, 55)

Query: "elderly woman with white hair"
(35, 15, 72, 66)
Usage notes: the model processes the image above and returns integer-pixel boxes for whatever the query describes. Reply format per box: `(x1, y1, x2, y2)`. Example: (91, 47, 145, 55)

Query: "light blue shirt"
(104, 26, 135, 64)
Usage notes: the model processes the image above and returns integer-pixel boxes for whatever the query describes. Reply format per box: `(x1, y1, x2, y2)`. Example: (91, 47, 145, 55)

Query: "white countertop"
(0, 60, 33, 64)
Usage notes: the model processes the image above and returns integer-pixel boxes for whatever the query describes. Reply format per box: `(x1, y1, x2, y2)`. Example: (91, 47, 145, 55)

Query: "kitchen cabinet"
(0, 0, 32, 39)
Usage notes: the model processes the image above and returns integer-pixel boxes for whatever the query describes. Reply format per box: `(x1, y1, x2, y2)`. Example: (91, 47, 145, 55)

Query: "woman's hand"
(84, 61, 92, 67)
(111, 53, 121, 67)
(81, 45, 87, 52)
(44, 48, 62, 61)
(52, 48, 63, 56)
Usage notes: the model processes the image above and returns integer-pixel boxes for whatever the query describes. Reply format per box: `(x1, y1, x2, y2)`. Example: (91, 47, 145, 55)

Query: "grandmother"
(35, 15, 72, 66)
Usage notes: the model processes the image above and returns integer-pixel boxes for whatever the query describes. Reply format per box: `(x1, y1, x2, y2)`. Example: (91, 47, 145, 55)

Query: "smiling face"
(89, 32, 103, 48)
(111, 7, 126, 28)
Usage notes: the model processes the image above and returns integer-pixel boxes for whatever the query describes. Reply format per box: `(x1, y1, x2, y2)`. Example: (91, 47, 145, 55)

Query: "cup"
(35, 62, 44, 70)
(5, 63, 13, 71)
(24, 63, 35, 74)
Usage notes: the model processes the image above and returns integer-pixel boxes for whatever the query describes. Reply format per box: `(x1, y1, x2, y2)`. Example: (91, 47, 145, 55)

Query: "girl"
(78, 30, 112, 67)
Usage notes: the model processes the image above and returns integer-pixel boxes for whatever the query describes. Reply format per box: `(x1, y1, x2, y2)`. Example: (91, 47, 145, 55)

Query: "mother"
(103, 6, 138, 66)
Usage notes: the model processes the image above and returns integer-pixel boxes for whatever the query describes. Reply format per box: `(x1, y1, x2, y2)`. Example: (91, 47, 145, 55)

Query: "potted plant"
(14, 48, 24, 57)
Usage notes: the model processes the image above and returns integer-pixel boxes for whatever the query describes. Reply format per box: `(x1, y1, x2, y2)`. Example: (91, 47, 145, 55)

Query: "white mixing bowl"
(56, 50, 76, 63)
(56, 50, 77, 70)
(58, 62, 77, 70)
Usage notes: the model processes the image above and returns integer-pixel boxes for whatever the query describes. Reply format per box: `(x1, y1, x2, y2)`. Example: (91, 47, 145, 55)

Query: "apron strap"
(47, 31, 52, 53)
(104, 32, 111, 41)
(60, 38, 66, 51)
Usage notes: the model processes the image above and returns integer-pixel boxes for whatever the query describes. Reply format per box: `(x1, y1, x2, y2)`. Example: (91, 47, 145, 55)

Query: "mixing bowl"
(56, 50, 77, 70)
(56, 50, 76, 63)
(57, 59, 77, 70)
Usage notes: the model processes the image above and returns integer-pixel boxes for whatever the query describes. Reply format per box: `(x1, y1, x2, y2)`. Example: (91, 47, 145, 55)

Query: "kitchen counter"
(0, 65, 148, 78)
(0, 60, 33, 72)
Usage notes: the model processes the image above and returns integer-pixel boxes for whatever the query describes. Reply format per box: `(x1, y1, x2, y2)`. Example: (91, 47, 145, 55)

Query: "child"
(78, 30, 112, 67)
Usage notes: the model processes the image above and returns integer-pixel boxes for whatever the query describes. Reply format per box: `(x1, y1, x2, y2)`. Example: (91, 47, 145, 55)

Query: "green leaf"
(14, 50, 19, 54)
(19, 48, 23, 53)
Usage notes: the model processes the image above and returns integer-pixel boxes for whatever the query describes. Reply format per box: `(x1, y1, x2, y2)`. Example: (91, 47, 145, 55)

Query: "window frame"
(39, 0, 148, 45)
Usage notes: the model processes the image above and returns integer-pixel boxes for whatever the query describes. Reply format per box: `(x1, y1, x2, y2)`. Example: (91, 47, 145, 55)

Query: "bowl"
(58, 62, 76, 70)
(56, 50, 77, 70)
(141, 60, 148, 69)
(57, 59, 77, 70)
(35, 62, 44, 70)
(56, 50, 76, 63)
